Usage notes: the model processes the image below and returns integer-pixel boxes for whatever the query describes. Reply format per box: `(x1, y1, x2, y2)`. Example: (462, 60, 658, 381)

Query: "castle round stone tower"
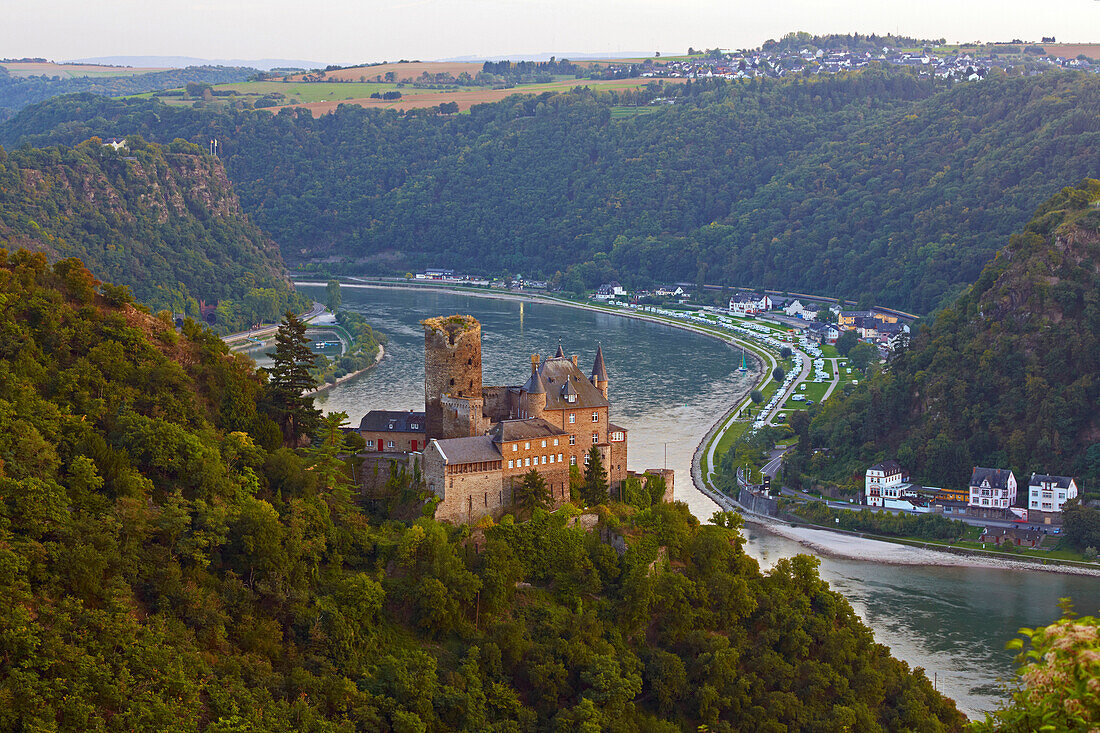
(422, 315, 484, 440)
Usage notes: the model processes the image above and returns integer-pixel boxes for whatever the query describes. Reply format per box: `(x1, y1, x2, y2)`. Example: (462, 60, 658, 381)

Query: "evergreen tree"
(513, 469, 551, 517)
(582, 445, 609, 506)
(266, 310, 320, 446)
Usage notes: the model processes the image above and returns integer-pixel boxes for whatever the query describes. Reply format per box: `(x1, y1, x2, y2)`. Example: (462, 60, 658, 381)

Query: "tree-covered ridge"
(3, 70, 1099, 312)
(0, 137, 305, 332)
(0, 64, 256, 117)
(785, 180, 1100, 495)
(0, 251, 963, 731)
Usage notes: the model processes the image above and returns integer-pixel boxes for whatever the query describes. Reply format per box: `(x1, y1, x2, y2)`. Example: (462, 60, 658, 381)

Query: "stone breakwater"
(306, 343, 385, 397)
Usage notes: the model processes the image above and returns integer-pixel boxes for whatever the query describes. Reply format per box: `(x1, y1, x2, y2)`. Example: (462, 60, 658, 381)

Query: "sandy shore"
(754, 519, 1100, 577)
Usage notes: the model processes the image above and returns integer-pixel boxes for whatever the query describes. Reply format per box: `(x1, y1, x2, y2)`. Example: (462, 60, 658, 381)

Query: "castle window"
(450, 378, 455, 386)
(548, 455, 554, 464)
(571, 456, 577, 466)
(387, 441, 395, 448)
(512, 444, 518, 452)
(569, 413, 576, 424)
(553, 438, 559, 446)
(525, 442, 530, 450)
(592, 412, 598, 422)
(541, 440, 547, 448)
(569, 435, 575, 445)
(558, 453, 563, 462)
(508, 460, 514, 468)
(592, 432, 598, 444)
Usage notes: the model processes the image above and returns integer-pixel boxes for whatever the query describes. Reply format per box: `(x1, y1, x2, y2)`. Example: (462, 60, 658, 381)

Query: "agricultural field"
(272, 76, 683, 116)
(1, 61, 167, 78)
(1041, 43, 1100, 60)
(134, 80, 452, 108)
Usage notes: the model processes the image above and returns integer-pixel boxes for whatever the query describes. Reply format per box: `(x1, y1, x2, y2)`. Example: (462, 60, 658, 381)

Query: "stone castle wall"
(481, 385, 513, 423)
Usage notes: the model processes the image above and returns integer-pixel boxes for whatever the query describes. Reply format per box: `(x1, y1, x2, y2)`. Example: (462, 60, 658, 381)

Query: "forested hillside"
(0, 137, 305, 332)
(784, 180, 1100, 495)
(3, 70, 1098, 312)
(0, 65, 255, 118)
(0, 251, 963, 731)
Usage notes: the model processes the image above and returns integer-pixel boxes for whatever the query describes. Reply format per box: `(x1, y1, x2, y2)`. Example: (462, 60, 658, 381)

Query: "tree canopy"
(0, 251, 964, 730)
(5, 70, 1099, 313)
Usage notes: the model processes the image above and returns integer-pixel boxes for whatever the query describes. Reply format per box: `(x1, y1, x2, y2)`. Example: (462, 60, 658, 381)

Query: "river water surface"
(287, 283, 1099, 718)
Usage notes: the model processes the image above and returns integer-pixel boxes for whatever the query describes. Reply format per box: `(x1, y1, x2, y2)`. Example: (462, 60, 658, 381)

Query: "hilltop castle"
(359, 314, 668, 524)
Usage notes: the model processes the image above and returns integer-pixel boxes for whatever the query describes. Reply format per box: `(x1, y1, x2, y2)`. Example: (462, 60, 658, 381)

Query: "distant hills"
(786, 179, 1100, 496)
(0, 64, 255, 117)
(3, 68, 1098, 315)
(70, 55, 327, 71)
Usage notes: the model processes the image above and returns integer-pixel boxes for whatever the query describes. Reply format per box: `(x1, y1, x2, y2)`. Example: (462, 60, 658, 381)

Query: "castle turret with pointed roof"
(591, 344, 609, 400)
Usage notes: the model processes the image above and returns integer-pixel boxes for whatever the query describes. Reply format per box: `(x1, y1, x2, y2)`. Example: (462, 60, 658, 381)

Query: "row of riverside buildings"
(355, 315, 672, 524)
(865, 460, 1080, 525)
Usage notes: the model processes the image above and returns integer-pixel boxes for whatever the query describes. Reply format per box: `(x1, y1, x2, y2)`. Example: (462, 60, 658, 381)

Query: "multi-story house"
(865, 460, 907, 507)
(1027, 473, 1078, 514)
(968, 467, 1017, 509)
(729, 293, 772, 316)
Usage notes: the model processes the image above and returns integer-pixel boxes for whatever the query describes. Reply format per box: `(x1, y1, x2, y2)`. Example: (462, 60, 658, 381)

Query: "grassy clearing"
(610, 106, 662, 118)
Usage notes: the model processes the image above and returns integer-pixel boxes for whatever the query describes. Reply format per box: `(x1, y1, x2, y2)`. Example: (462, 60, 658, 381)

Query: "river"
(289, 283, 1098, 718)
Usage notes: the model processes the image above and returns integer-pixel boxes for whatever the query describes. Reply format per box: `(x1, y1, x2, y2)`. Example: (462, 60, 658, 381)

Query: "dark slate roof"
(359, 410, 426, 433)
(521, 369, 547, 395)
(609, 422, 628, 433)
(490, 418, 567, 443)
(869, 460, 902, 474)
(431, 436, 502, 465)
(980, 527, 1042, 542)
(534, 356, 608, 410)
(591, 344, 608, 382)
(554, 341, 565, 358)
(970, 467, 1014, 489)
(1029, 474, 1075, 489)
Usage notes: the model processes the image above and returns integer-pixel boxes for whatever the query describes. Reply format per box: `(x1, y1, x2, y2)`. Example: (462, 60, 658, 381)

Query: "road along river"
(282, 283, 1099, 718)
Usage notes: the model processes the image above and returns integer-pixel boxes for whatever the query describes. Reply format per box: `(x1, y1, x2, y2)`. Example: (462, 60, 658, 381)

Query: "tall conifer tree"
(266, 310, 320, 446)
(582, 445, 609, 506)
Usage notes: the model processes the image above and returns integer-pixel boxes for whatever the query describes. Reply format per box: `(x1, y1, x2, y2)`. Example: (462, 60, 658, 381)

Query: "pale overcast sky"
(6, 0, 1098, 65)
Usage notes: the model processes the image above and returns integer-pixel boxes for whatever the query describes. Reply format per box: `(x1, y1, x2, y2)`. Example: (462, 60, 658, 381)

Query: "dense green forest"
(3, 70, 1099, 312)
(0, 137, 305, 332)
(783, 180, 1100, 496)
(0, 251, 964, 730)
(0, 65, 255, 118)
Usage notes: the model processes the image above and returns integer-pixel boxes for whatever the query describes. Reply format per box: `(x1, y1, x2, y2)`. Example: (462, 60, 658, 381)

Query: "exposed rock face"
(0, 138, 292, 316)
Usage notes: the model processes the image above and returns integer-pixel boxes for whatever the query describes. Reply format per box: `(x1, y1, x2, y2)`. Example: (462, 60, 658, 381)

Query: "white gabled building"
(1027, 473, 1078, 513)
(865, 460, 906, 507)
(968, 467, 1017, 509)
(783, 299, 808, 318)
(729, 293, 772, 316)
(594, 281, 626, 300)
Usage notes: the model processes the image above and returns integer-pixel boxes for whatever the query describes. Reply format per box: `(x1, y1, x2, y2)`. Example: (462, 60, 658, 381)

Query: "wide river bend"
(274, 284, 1100, 718)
